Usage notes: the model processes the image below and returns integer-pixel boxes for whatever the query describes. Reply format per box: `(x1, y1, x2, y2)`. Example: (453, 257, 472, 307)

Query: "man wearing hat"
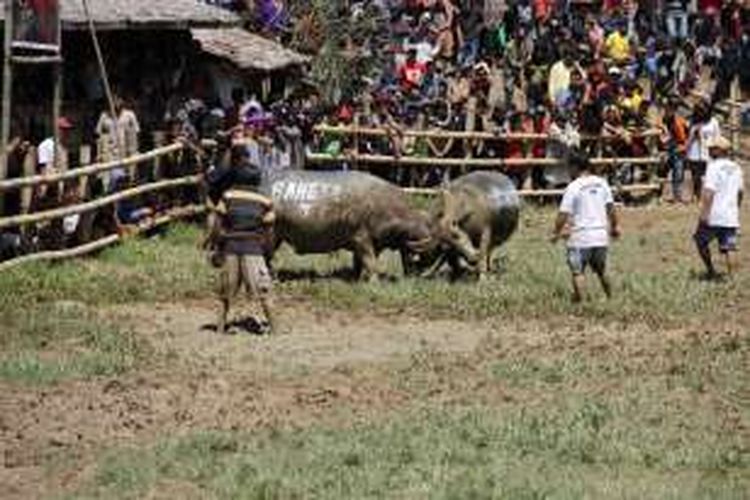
(694, 135, 744, 278)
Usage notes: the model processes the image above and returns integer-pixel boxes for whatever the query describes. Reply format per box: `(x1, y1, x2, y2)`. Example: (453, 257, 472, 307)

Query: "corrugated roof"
(192, 28, 309, 72)
(0, 0, 240, 30)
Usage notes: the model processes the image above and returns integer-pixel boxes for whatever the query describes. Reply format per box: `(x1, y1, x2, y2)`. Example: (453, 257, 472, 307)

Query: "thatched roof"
(0, 0, 241, 30)
(192, 28, 309, 72)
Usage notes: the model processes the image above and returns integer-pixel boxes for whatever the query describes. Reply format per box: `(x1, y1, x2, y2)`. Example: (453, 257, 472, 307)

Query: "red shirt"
(399, 60, 427, 90)
(699, 0, 722, 15)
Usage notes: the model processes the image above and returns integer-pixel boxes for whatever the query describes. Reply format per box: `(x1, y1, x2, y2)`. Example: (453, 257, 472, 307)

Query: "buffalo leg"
(447, 251, 464, 281)
(399, 249, 412, 276)
(353, 253, 364, 278)
(478, 228, 493, 280)
(353, 233, 379, 282)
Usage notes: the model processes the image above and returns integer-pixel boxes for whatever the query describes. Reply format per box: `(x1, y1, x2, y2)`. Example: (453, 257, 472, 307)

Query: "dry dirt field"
(0, 204, 748, 499)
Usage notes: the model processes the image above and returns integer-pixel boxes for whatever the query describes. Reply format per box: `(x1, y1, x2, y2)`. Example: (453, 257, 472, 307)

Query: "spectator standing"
(548, 53, 573, 109)
(552, 150, 621, 303)
(694, 135, 744, 278)
(660, 102, 689, 202)
(95, 96, 141, 162)
(95, 96, 141, 184)
(665, 0, 689, 40)
(686, 101, 721, 201)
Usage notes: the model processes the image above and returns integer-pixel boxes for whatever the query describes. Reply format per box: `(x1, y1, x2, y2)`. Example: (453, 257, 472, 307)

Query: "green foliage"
(290, 0, 382, 104)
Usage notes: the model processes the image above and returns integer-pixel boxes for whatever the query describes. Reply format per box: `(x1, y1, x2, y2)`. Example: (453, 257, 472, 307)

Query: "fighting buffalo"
(421, 171, 521, 279)
(260, 170, 477, 281)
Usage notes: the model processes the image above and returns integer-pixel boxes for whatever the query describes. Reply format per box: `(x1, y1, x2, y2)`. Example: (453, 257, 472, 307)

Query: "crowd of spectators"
(287, 0, 749, 190)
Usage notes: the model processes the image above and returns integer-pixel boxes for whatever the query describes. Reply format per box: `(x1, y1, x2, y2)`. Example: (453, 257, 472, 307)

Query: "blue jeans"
(458, 38, 480, 68)
(667, 147, 684, 200)
(666, 11, 688, 40)
(566, 247, 608, 276)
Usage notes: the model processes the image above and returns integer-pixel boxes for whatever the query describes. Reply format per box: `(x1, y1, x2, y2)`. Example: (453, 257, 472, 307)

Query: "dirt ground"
(0, 302, 716, 499)
(0, 205, 748, 499)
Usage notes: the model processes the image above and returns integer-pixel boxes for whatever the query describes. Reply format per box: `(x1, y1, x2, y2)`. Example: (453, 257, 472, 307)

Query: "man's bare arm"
(551, 212, 569, 242)
(224, 190, 274, 208)
(262, 211, 276, 225)
(699, 189, 715, 224)
(607, 203, 621, 238)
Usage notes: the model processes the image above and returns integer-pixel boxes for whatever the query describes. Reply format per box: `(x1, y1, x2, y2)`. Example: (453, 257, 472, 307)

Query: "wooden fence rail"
(306, 152, 662, 168)
(0, 174, 200, 230)
(0, 142, 184, 192)
(0, 139, 203, 271)
(0, 204, 205, 272)
(313, 124, 661, 142)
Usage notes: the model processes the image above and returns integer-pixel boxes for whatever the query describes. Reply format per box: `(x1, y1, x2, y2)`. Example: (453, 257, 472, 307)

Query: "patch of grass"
(0, 304, 146, 384)
(277, 207, 747, 326)
(78, 398, 748, 500)
(0, 209, 746, 328)
(0, 224, 214, 312)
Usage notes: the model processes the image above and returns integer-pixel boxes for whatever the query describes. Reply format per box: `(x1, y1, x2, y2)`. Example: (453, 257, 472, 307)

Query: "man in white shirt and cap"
(694, 135, 744, 278)
(552, 149, 621, 302)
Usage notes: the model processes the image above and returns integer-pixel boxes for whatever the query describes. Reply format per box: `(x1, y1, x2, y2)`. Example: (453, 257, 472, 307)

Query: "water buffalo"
(260, 170, 477, 281)
(423, 171, 520, 279)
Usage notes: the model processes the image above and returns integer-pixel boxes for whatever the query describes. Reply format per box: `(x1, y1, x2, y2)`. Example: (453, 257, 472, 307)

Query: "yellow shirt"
(606, 32, 630, 62)
(619, 91, 643, 113)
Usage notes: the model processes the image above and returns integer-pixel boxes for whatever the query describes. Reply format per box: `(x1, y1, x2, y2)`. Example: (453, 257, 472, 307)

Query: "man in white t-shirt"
(694, 135, 744, 278)
(552, 150, 621, 302)
(686, 102, 721, 201)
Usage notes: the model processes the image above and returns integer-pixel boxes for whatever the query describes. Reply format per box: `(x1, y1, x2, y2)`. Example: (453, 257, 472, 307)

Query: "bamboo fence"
(0, 142, 202, 270)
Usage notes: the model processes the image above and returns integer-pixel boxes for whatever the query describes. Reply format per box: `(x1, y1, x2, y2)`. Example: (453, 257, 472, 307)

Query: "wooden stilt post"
(1, 0, 14, 215)
(52, 63, 61, 168)
(21, 147, 35, 215)
(730, 76, 740, 159)
(352, 113, 360, 171)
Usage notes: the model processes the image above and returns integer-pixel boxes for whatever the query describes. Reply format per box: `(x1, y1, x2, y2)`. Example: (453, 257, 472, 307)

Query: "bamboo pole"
(312, 124, 661, 141)
(20, 146, 35, 215)
(0, 0, 13, 214)
(53, 62, 62, 173)
(0, 143, 183, 192)
(306, 153, 662, 168)
(731, 77, 740, 158)
(0, 174, 200, 230)
(0, 205, 205, 272)
(9, 55, 63, 64)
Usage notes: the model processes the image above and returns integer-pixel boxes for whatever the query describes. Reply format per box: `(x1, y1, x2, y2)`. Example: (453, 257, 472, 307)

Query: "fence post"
(152, 131, 165, 180)
(352, 113, 360, 171)
(21, 146, 35, 216)
(78, 144, 92, 199)
(731, 77, 740, 159)
(0, 0, 13, 216)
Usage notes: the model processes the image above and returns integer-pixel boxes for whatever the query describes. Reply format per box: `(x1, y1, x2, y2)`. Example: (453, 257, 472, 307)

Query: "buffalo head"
(401, 190, 480, 276)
